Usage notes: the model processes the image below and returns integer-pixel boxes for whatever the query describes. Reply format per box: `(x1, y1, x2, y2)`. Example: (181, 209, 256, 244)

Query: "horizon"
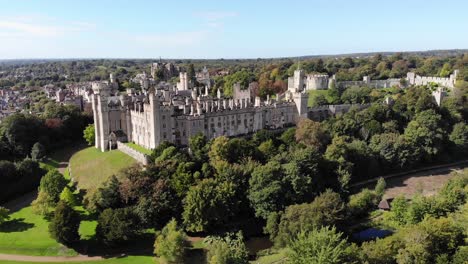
(1, 0, 468, 59)
(1, 49, 467, 62)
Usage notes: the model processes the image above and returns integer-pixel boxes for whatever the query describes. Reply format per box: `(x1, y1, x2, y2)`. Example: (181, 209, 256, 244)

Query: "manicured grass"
(0, 207, 76, 256)
(124, 142, 152, 155)
(69, 147, 136, 191)
(0, 256, 154, 264)
(308, 90, 333, 107)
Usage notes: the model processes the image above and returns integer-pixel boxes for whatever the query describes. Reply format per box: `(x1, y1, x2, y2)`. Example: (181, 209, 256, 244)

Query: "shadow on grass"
(0, 218, 35, 233)
(72, 232, 155, 258)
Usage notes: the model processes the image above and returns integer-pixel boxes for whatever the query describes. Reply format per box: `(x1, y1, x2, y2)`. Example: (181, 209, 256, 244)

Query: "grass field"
(0, 256, 154, 264)
(307, 90, 333, 107)
(69, 147, 136, 191)
(124, 142, 152, 155)
(0, 206, 77, 256)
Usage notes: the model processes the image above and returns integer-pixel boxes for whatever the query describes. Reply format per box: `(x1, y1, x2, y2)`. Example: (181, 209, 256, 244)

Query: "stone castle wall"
(116, 141, 150, 165)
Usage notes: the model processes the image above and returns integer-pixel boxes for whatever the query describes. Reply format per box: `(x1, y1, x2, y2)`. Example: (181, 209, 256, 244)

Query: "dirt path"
(0, 253, 103, 262)
(351, 160, 468, 195)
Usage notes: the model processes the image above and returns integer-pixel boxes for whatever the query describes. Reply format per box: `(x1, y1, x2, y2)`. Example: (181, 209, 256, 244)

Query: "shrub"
(154, 219, 187, 263)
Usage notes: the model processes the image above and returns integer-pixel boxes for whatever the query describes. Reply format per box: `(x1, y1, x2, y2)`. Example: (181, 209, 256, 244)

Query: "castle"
(92, 70, 308, 152)
(92, 65, 458, 152)
(288, 68, 459, 90)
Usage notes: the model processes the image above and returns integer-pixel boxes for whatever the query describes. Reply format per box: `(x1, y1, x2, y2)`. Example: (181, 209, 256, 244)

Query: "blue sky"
(0, 0, 467, 59)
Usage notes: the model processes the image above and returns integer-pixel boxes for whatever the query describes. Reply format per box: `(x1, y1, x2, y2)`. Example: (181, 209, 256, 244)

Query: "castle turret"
(91, 82, 112, 151)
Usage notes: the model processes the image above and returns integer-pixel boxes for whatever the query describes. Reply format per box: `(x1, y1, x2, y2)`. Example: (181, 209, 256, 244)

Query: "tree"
(272, 190, 345, 246)
(88, 175, 121, 213)
(449, 122, 468, 153)
(204, 232, 249, 264)
(182, 179, 238, 232)
(347, 188, 379, 218)
(59, 187, 77, 206)
(154, 219, 187, 264)
(288, 226, 348, 264)
(96, 208, 139, 245)
(389, 196, 409, 226)
(248, 161, 284, 219)
(374, 177, 386, 199)
(83, 124, 95, 146)
(31, 142, 45, 161)
(49, 201, 80, 245)
(404, 109, 445, 160)
(39, 170, 68, 202)
(282, 147, 323, 203)
(0, 160, 17, 185)
(189, 133, 209, 163)
(295, 118, 330, 151)
(258, 139, 277, 160)
(31, 191, 54, 216)
(0, 207, 9, 224)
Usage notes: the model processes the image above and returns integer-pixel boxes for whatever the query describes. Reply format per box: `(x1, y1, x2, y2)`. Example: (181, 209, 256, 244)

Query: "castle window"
(163, 123, 166, 128)
(162, 115, 166, 120)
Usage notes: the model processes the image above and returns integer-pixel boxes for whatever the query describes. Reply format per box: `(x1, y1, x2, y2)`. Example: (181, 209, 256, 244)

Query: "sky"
(0, 0, 467, 59)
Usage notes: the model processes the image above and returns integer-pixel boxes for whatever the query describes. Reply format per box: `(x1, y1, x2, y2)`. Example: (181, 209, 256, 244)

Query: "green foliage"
(39, 169, 68, 202)
(59, 187, 77, 206)
(223, 70, 256, 97)
(341, 86, 372, 104)
(404, 109, 445, 160)
(31, 190, 54, 216)
(204, 232, 249, 264)
(0, 206, 10, 224)
(96, 208, 140, 245)
(83, 124, 95, 146)
(295, 118, 330, 150)
(31, 142, 46, 160)
(154, 219, 187, 264)
(189, 133, 209, 162)
(287, 226, 348, 264)
(48, 200, 80, 245)
(272, 190, 345, 246)
(87, 175, 121, 213)
(182, 178, 238, 232)
(347, 188, 380, 218)
(449, 122, 468, 152)
(248, 161, 284, 219)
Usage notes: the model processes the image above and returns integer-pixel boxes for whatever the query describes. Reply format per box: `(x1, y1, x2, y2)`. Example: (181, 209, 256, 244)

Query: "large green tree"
(49, 201, 80, 245)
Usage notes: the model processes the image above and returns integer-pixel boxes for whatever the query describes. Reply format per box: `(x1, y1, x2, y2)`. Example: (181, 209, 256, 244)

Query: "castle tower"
(288, 69, 305, 92)
(91, 82, 111, 152)
(149, 93, 162, 149)
(293, 91, 309, 119)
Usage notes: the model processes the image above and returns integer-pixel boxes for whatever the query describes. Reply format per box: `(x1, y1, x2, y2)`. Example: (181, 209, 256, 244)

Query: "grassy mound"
(69, 147, 136, 192)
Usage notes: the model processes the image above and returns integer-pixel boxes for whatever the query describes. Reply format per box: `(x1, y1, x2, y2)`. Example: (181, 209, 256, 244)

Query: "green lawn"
(0, 207, 76, 256)
(124, 142, 153, 155)
(69, 147, 136, 191)
(0, 256, 154, 264)
(308, 90, 333, 107)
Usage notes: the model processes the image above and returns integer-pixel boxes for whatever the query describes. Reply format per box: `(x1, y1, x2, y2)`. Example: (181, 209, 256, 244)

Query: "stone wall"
(116, 141, 150, 165)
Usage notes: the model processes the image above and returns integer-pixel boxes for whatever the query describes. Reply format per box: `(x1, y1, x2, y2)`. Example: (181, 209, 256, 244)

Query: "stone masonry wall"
(116, 141, 149, 165)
